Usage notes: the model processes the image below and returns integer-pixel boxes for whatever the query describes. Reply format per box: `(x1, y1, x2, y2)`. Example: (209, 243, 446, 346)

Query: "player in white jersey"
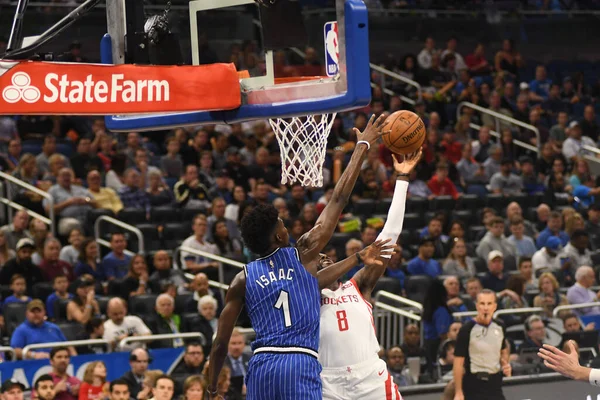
(317, 149, 421, 400)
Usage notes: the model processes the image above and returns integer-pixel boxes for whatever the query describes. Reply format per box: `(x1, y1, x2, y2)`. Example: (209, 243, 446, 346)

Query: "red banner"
(0, 61, 241, 115)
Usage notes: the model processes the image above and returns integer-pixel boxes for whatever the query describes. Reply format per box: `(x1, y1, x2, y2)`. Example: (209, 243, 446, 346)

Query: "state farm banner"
(0, 61, 241, 115)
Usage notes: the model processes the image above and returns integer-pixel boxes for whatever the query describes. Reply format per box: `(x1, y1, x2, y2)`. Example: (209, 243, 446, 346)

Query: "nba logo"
(324, 21, 339, 77)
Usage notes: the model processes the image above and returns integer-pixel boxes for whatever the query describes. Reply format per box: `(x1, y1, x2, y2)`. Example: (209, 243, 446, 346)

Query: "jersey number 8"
(336, 310, 349, 331)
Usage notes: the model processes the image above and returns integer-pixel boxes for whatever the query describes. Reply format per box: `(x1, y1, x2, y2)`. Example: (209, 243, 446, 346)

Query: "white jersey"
(319, 279, 380, 368)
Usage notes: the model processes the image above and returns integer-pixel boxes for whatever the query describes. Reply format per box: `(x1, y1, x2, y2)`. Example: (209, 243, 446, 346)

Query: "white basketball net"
(270, 113, 336, 188)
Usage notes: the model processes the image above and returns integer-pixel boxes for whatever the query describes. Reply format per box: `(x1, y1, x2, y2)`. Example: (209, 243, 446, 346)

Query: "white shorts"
(321, 357, 403, 400)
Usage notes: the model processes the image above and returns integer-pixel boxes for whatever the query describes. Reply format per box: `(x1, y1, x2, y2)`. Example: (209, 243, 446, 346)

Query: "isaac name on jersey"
(254, 262, 295, 289)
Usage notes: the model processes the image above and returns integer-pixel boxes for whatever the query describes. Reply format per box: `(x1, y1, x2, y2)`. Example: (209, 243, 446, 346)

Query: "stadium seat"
(373, 276, 403, 296)
(504, 255, 517, 271)
(96, 296, 111, 316)
(180, 312, 200, 333)
(175, 292, 193, 314)
(118, 208, 147, 225)
(507, 194, 528, 211)
(129, 294, 158, 318)
(473, 257, 488, 273)
(107, 279, 123, 297)
(485, 193, 508, 210)
(56, 322, 85, 341)
(32, 282, 54, 302)
(181, 208, 207, 225)
(353, 199, 376, 215)
(399, 230, 411, 246)
(87, 208, 115, 227)
(468, 226, 486, 241)
(452, 210, 474, 225)
(0, 285, 12, 300)
(54, 298, 71, 322)
(22, 140, 42, 155)
(456, 194, 479, 210)
(591, 251, 600, 268)
(4, 303, 27, 336)
(329, 232, 359, 256)
(56, 142, 73, 158)
(151, 206, 179, 225)
(375, 198, 393, 214)
(137, 223, 162, 251)
(406, 197, 427, 213)
(163, 223, 189, 249)
(429, 196, 456, 212)
(402, 213, 423, 231)
(526, 193, 544, 208)
(404, 275, 432, 305)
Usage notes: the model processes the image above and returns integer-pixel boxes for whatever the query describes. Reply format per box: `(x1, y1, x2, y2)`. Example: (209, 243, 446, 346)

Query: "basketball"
(381, 110, 426, 155)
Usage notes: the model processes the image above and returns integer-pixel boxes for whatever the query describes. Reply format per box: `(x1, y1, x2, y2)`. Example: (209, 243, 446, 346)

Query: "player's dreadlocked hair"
(240, 204, 279, 256)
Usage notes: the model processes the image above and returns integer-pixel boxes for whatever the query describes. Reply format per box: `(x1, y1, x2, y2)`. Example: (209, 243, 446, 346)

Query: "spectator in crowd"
(536, 211, 569, 248)
(102, 232, 131, 280)
(422, 280, 452, 374)
(532, 236, 563, 274)
(572, 174, 600, 210)
(147, 294, 183, 349)
(464, 277, 482, 311)
(48, 347, 81, 400)
(387, 347, 414, 387)
(10, 300, 76, 359)
(3, 274, 31, 305)
(186, 272, 223, 314)
(224, 329, 249, 397)
(35, 375, 56, 400)
(587, 204, 600, 237)
(75, 238, 107, 281)
(39, 238, 75, 282)
(108, 380, 130, 400)
(119, 348, 151, 399)
(504, 202, 538, 238)
(569, 158, 591, 187)
(87, 170, 123, 214)
(483, 92, 513, 129)
(407, 237, 442, 278)
(30, 219, 49, 265)
(133, 149, 161, 190)
(1, 380, 25, 400)
(59, 228, 82, 267)
(149, 250, 186, 293)
(0, 238, 44, 292)
(483, 144, 503, 180)
(181, 376, 204, 400)
(160, 137, 184, 179)
(70, 138, 103, 181)
(562, 313, 595, 333)
(519, 315, 547, 351)
(476, 217, 517, 259)
(172, 342, 206, 375)
(103, 298, 151, 351)
(490, 159, 523, 196)
(443, 238, 475, 281)
(225, 186, 247, 222)
(438, 339, 456, 379)
(417, 37, 437, 69)
(427, 162, 459, 200)
(400, 324, 428, 378)
(408, 168, 434, 199)
(146, 170, 173, 207)
(566, 266, 600, 316)
(0, 230, 16, 267)
(0, 210, 30, 251)
(562, 121, 597, 161)
(174, 165, 211, 210)
(534, 272, 569, 318)
(212, 219, 244, 265)
(151, 376, 174, 400)
(529, 65, 552, 101)
(448, 322, 462, 341)
(66, 277, 99, 325)
(472, 126, 492, 163)
(444, 276, 468, 314)
(536, 203, 551, 232)
(36, 135, 58, 177)
(500, 275, 528, 315)
(481, 250, 509, 292)
(206, 197, 241, 242)
(119, 255, 152, 300)
(559, 230, 593, 276)
(518, 257, 537, 291)
(42, 154, 68, 186)
(76, 317, 106, 355)
(202, 364, 233, 400)
(581, 105, 600, 142)
(46, 275, 73, 320)
(180, 214, 220, 277)
(421, 217, 449, 259)
(494, 39, 523, 78)
(79, 362, 108, 400)
(507, 218, 537, 258)
(45, 168, 96, 236)
(197, 295, 218, 353)
(118, 169, 150, 215)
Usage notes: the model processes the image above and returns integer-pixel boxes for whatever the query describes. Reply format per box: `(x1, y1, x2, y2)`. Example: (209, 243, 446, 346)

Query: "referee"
(453, 289, 512, 400)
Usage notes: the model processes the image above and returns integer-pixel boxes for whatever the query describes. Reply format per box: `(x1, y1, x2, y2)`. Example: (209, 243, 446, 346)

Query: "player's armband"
(589, 368, 600, 386)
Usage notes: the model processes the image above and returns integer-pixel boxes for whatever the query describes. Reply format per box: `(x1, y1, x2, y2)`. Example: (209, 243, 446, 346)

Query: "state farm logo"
(2, 72, 170, 104)
(2, 72, 41, 103)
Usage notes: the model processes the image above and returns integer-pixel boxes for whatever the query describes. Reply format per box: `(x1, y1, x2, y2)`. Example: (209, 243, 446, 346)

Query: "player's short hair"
(240, 204, 279, 255)
(476, 288, 497, 303)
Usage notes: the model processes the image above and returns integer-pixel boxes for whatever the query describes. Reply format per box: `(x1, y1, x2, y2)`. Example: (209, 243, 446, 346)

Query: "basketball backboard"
(101, 0, 371, 131)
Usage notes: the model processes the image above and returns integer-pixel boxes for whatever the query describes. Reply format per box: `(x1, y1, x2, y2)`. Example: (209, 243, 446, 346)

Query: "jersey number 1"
(275, 290, 292, 327)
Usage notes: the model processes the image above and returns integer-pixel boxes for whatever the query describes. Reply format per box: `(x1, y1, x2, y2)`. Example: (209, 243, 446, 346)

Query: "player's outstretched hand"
(537, 341, 586, 381)
(359, 239, 395, 267)
(392, 148, 423, 175)
(354, 114, 390, 146)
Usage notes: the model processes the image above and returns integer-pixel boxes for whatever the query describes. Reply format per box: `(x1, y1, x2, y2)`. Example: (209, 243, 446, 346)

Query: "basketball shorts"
(321, 357, 403, 400)
(245, 352, 322, 400)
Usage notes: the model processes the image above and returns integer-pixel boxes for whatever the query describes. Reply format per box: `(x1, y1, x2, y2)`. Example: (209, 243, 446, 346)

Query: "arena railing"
(94, 215, 144, 256)
(452, 311, 477, 320)
(23, 339, 111, 358)
(0, 346, 16, 360)
(494, 307, 543, 319)
(457, 101, 541, 152)
(374, 291, 423, 350)
(552, 302, 600, 318)
(0, 170, 55, 236)
(119, 332, 206, 348)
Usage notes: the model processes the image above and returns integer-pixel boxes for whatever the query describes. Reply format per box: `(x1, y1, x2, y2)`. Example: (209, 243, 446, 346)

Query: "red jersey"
(427, 175, 459, 199)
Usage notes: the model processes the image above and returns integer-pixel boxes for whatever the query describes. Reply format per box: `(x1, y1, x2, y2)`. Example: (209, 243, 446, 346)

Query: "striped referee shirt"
(455, 319, 506, 375)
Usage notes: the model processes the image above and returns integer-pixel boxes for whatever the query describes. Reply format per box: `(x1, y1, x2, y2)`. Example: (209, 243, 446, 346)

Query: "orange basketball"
(381, 110, 426, 155)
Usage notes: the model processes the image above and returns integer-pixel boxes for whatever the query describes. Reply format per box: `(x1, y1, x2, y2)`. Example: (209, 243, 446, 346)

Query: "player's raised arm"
(538, 341, 597, 384)
(297, 114, 389, 270)
(207, 271, 246, 398)
(352, 149, 422, 301)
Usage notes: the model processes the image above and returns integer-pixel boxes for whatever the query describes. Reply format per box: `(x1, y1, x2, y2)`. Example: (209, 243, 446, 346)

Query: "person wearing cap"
(407, 237, 442, 278)
(476, 216, 517, 260)
(562, 120, 597, 161)
(489, 158, 524, 196)
(572, 174, 600, 211)
(10, 300, 74, 359)
(480, 250, 508, 292)
(566, 266, 600, 317)
(1, 379, 25, 400)
(531, 236, 563, 274)
(0, 238, 44, 293)
(174, 164, 211, 210)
